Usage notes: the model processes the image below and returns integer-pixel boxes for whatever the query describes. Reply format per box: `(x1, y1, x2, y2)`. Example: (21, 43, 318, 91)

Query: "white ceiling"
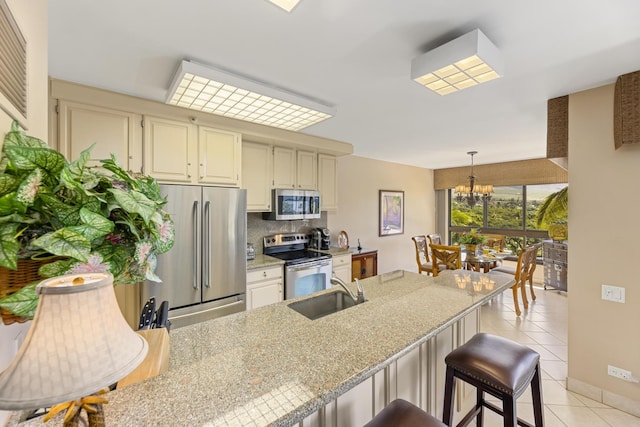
(48, 0, 640, 169)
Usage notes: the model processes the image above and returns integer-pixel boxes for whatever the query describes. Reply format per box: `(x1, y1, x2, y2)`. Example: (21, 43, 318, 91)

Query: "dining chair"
(493, 245, 537, 316)
(525, 243, 543, 301)
(479, 233, 505, 251)
(411, 236, 445, 276)
(479, 233, 506, 269)
(429, 243, 462, 276)
(426, 233, 442, 245)
(411, 235, 431, 275)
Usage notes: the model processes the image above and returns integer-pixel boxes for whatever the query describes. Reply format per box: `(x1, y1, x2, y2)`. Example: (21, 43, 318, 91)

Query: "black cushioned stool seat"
(365, 399, 447, 427)
(443, 333, 544, 427)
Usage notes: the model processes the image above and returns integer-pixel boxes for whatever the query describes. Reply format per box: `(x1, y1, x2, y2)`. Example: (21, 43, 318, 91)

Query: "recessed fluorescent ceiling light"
(268, 0, 301, 12)
(411, 29, 504, 96)
(166, 60, 335, 131)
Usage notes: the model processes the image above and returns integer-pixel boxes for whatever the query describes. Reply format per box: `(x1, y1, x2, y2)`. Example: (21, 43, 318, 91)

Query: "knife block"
(117, 328, 170, 389)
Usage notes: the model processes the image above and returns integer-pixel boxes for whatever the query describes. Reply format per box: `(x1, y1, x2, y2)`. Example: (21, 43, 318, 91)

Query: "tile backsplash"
(247, 212, 328, 253)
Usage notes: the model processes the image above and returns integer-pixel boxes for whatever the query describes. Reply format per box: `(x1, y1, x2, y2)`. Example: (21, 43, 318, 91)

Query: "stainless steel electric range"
(263, 233, 333, 299)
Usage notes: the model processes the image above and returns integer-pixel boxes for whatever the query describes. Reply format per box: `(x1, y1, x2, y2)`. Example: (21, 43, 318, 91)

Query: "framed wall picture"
(379, 190, 404, 236)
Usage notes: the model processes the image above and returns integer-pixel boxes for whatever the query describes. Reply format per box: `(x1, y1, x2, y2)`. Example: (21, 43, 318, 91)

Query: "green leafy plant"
(0, 121, 174, 317)
(535, 186, 568, 227)
(457, 228, 486, 245)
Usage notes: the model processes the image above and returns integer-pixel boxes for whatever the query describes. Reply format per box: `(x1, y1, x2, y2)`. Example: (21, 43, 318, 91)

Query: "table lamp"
(0, 273, 148, 425)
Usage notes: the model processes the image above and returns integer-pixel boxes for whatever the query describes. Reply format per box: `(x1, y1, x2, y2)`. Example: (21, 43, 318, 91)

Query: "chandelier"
(455, 151, 494, 207)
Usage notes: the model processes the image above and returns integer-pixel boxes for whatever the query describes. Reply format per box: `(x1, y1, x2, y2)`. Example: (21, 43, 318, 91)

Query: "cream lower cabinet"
(301, 309, 480, 426)
(57, 100, 142, 171)
(331, 253, 351, 283)
(242, 141, 273, 211)
(246, 265, 283, 310)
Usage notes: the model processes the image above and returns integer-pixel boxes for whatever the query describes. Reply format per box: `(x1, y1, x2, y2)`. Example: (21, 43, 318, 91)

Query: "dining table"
(462, 249, 511, 273)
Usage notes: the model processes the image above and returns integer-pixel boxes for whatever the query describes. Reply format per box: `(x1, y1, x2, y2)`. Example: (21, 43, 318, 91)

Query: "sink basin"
(288, 291, 364, 320)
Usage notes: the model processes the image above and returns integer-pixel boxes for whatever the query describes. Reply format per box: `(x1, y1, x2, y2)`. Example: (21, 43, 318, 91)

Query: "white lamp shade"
(0, 273, 148, 410)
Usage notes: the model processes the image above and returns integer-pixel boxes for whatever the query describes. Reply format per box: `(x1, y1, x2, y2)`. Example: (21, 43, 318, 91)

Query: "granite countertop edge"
(10, 270, 514, 427)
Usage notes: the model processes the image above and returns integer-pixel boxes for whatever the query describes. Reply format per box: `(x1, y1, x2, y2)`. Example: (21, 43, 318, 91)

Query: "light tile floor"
(477, 284, 640, 426)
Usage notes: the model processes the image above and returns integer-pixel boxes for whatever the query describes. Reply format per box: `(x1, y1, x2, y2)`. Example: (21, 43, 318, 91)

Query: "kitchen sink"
(288, 291, 365, 320)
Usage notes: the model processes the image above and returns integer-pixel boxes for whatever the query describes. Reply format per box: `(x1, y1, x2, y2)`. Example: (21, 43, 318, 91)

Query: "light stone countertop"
(311, 246, 377, 256)
(12, 270, 514, 427)
(247, 254, 285, 269)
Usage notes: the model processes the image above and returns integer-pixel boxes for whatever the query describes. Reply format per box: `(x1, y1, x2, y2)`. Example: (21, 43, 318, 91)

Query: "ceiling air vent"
(0, 0, 27, 126)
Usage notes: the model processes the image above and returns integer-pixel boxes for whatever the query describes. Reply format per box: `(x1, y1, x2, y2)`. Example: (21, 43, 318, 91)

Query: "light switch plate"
(602, 284, 625, 303)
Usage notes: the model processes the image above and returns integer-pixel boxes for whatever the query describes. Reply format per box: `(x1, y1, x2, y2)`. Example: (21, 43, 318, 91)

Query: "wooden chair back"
(429, 243, 462, 276)
(480, 234, 505, 251)
(510, 245, 538, 315)
(411, 235, 431, 275)
(427, 234, 442, 245)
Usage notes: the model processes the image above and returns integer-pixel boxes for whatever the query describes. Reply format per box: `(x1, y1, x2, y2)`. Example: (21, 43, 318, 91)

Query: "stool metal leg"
(531, 363, 545, 426)
(442, 366, 456, 426)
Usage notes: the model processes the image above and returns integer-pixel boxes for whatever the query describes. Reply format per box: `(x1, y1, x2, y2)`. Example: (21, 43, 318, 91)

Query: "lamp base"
(56, 403, 105, 427)
(86, 403, 105, 427)
(44, 393, 108, 426)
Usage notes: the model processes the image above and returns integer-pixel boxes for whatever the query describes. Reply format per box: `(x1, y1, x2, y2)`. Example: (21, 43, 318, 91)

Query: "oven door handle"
(286, 259, 332, 271)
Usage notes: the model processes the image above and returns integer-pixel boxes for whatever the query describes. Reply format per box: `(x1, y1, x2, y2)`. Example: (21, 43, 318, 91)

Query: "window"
(0, 0, 27, 126)
(487, 186, 523, 229)
(449, 183, 567, 253)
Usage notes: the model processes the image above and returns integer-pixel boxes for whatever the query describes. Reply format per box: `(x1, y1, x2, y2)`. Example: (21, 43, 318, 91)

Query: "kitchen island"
(12, 270, 514, 427)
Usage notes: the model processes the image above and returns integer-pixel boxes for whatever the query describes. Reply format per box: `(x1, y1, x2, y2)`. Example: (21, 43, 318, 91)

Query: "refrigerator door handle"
(192, 200, 199, 290)
(204, 200, 211, 288)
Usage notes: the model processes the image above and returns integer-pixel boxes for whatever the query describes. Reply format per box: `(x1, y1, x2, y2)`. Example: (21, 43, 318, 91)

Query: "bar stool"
(365, 399, 447, 427)
(442, 333, 544, 427)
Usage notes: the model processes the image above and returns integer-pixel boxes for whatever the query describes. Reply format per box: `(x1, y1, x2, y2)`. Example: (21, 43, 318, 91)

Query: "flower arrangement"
(457, 228, 486, 245)
(0, 121, 175, 319)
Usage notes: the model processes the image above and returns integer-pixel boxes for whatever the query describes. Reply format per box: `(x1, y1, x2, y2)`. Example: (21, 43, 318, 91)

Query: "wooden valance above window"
(433, 158, 568, 190)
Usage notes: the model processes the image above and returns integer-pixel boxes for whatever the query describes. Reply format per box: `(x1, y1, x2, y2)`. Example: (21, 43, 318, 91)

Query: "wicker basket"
(0, 258, 52, 325)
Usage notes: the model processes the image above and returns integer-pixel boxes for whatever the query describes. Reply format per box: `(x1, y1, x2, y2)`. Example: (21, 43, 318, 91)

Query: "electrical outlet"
(602, 284, 625, 303)
(608, 365, 635, 382)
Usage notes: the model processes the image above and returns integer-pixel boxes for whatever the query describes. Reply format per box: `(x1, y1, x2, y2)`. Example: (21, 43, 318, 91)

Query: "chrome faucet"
(330, 275, 366, 304)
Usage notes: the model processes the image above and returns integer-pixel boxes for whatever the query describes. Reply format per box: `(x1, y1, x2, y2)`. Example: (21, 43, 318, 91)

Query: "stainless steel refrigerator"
(142, 185, 247, 328)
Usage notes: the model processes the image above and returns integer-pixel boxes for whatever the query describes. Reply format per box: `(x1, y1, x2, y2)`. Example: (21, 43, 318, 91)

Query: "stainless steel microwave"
(263, 189, 321, 220)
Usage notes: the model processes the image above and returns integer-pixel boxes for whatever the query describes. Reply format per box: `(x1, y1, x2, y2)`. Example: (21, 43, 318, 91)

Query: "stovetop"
(267, 249, 331, 265)
(263, 233, 331, 265)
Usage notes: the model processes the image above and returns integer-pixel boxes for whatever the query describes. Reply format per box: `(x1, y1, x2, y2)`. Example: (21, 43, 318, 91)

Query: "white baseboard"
(567, 376, 640, 417)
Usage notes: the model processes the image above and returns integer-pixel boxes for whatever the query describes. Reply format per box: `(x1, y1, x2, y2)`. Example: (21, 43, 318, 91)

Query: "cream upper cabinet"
(143, 115, 196, 182)
(143, 117, 241, 186)
(57, 101, 142, 171)
(272, 146, 296, 188)
(242, 141, 273, 211)
(198, 126, 241, 187)
(272, 147, 317, 190)
(318, 153, 337, 211)
(296, 150, 317, 190)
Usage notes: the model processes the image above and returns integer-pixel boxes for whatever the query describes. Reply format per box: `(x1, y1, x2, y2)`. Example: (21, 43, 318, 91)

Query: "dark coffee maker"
(309, 228, 331, 250)
(318, 228, 330, 250)
(309, 229, 322, 249)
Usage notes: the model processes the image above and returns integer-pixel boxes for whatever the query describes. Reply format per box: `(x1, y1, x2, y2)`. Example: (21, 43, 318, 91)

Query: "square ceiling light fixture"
(268, 0, 301, 12)
(166, 60, 335, 131)
(411, 29, 504, 96)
